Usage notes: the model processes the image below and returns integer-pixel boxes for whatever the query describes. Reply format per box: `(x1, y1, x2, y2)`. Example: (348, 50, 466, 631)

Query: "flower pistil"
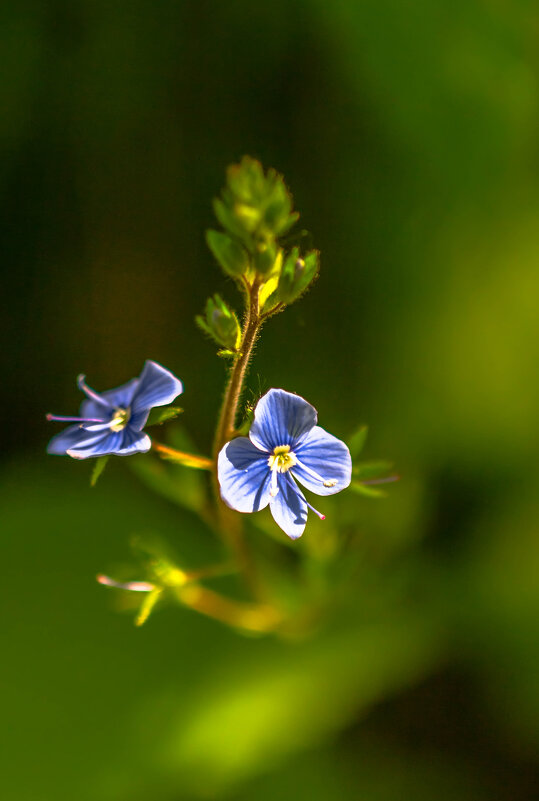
(268, 444, 298, 496)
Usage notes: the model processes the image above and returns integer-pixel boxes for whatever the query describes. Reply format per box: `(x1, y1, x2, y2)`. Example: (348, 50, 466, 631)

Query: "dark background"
(2, 1, 539, 799)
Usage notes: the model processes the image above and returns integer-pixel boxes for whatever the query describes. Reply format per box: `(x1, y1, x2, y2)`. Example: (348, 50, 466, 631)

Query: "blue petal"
(127, 408, 151, 432)
(80, 378, 139, 418)
(115, 428, 151, 456)
(131, 361, 183, 414)
(47, 424, 99, 455)
(269, 473, 307, 539)
(218, 437, 272, 513)
(293, 426, 352, 496)
(249, 389, 317, 452)
(66, 431, 124, 460)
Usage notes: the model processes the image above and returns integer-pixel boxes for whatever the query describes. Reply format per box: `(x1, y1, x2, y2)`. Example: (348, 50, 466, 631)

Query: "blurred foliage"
(3, 0, 539, 799)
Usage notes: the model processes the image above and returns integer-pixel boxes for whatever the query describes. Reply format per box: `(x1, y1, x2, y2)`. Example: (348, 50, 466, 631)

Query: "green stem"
(211, 280, 264, 598)
(212, 280, 262, 459)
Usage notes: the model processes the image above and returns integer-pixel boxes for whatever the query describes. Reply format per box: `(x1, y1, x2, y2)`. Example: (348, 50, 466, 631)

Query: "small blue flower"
(217, 389, 352, 539)
(47, 360, 183, 459)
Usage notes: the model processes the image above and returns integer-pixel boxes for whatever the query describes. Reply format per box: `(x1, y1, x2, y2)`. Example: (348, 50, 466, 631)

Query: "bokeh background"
(3, 1, 539, 799)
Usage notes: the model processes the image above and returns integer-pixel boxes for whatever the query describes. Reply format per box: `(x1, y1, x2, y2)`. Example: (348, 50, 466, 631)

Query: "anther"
(97, 574, 155, 592)
(46, 414, 105, 423)
(77, 374, 111, 407)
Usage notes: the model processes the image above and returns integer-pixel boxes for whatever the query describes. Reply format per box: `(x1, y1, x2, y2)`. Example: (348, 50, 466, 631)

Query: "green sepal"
(196, 294, 241, 351)
(90, 455, 110, 487)
(347, 425, 368, 460)
(135, 588, 163, 627)
(145, 406, 184, 426)
(276, 248, 319, 304)
(206, 229, 250, 278)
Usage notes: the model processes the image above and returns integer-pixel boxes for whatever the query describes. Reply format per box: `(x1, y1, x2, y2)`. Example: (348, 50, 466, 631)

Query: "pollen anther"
(268, 444, 297, 474)
(110, 408, 131, 432)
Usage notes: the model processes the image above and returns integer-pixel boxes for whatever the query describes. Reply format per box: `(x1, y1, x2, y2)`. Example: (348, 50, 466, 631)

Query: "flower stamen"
(77, 374, 112, 407)
(46, 414, 105, 423)
(268, 444, 297, 473)
(283, 473, 326, 520)
(109, 408, 131, 432)
(294, 457, 338, 489)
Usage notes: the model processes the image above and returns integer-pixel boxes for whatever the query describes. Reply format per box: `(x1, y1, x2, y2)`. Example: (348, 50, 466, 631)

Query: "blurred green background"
(3, 0, 539, 799)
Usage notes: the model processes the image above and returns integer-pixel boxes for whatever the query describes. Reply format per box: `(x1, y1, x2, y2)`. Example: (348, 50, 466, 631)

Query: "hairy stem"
(211, 280, 264, 598)
(212, 281, 261, 459)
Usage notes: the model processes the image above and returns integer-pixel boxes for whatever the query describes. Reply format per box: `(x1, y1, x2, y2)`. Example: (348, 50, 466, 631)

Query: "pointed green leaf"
(353, 460, 394, 480)
(206, 229, 250, 277)
(349, 480, 387, 499)
(347, 426, 368, 460)
(90, 455, 110, 487)
(146, 406, 184, 426)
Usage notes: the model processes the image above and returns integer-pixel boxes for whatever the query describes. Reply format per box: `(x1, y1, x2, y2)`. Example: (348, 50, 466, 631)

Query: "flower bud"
(210, 157, 299, 253)
(276, 248, 319, 305)
(196, 294, 241, 351)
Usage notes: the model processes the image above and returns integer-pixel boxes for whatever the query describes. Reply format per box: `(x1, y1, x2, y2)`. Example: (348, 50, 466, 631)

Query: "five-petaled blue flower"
(217, 389, 352, 539)
(47, 360, 183, 459)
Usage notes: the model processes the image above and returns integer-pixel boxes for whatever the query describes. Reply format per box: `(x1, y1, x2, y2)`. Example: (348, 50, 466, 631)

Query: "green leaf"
(348, 480, 387, 499)
(347, 425, 368, 459)
(206, 229, 250, 277)
(213, 198, 251, 244)
(146, 406, 183, 426)
(353, 460, 394, 480)
(90, 455, 110, 487)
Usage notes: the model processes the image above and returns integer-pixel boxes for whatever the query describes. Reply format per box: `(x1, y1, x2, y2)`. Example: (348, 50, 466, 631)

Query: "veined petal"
(249, 389, 317, 452)
(80, 378, 139, 418)
(131, 361, 183, 414)
(269, 473, 307, 539)
(128, 409, 150, 432)
(218, 437, 272, 513)
(66, 431, 123, 460)
(114, 429, 151, 456)
(47, 424, 99, 455)
(294, 426, 352, 496)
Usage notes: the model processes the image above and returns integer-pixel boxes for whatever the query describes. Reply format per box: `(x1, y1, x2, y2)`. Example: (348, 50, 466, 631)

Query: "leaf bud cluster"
(195, 294, 241, 352)
(207, 156, 298, 281)
(205, 157, 320, 320)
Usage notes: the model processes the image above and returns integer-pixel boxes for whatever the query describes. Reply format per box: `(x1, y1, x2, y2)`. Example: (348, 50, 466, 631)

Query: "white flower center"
(110, 407, 130, 432)
(268, 445, 297, 474)
(268, 445, 297, 497)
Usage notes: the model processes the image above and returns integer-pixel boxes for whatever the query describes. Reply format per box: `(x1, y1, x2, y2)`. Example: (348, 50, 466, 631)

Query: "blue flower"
(217, 389, 352, 539)
(47, 360, 183, 459)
